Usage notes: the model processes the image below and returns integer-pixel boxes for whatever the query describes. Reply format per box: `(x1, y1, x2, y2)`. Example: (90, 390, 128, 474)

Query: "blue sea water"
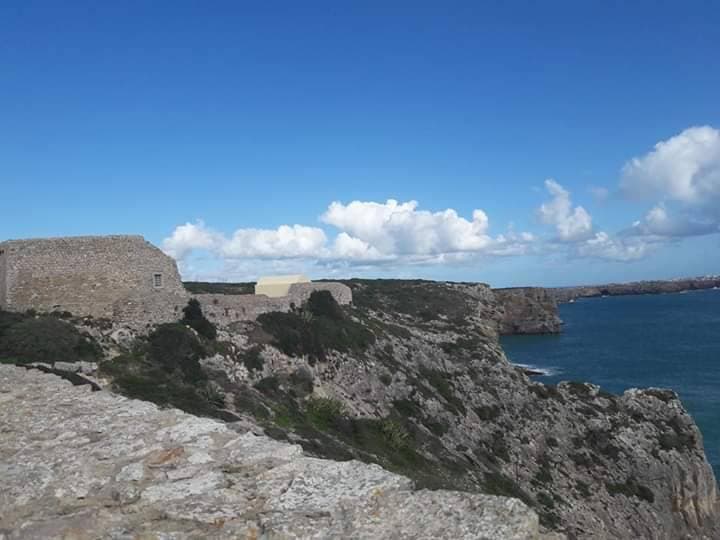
(501, 289, 720, 476)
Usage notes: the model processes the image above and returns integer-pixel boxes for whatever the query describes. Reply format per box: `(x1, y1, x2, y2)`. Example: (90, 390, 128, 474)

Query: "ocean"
(501, 288, 720, 476)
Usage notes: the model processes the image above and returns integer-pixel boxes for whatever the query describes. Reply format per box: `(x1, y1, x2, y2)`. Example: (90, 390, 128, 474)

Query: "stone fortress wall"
(196, 282, 352, 326)
(0, 236, 351, 328)
(0, 236, 187, 321)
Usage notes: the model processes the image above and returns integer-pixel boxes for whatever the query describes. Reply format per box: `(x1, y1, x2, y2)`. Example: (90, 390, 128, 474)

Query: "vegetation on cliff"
(4, 281, 718, 539)
(99, 301, 222, 417)
(0, 310, 102, 365)
(257, 290, 374, 364)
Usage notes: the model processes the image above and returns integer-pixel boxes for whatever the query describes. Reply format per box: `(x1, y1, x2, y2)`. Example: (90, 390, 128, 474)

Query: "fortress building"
(0, 235, 351, 327)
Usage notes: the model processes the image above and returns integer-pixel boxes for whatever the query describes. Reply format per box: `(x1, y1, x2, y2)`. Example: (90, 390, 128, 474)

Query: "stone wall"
(196, 281, 352, 326)
(0, 234, 352, 329)
(0, 236, 187, 320)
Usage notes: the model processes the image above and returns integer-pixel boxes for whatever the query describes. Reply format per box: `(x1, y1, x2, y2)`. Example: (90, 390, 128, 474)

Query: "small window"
(153, 273, 163, 288)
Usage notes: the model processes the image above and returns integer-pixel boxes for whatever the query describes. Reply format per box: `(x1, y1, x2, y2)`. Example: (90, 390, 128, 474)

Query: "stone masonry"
(0, 236, 351, 328)
(196, 282, 352, 326)
(0, 236, 187, 322)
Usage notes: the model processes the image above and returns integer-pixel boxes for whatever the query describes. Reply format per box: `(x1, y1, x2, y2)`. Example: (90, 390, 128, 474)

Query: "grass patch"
(306, 397, 347, 429)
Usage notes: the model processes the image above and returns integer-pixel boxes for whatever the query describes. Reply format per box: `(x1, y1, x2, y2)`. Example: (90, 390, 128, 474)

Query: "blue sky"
(2, 1, 719, 286)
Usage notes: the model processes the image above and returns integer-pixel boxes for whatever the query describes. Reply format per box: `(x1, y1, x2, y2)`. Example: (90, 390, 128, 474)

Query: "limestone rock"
(0, 365, 546, 540)
(492, 287, 563, 334)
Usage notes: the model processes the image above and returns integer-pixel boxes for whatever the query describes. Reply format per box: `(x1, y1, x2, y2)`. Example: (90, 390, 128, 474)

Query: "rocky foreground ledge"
(0, 366, 557, 540)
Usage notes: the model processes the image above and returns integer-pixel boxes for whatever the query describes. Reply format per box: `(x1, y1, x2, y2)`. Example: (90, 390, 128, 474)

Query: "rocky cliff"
(2, 279, 718, 539)
(0, 365, 547, 540)
(492, 287, 563, 334)
(553, 276, 720, 303)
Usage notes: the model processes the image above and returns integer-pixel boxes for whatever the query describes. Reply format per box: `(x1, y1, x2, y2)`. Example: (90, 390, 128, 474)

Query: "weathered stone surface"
(0, 236, 187, 323)
(0, 365, 545, 539)
(492, 287, 563, 334)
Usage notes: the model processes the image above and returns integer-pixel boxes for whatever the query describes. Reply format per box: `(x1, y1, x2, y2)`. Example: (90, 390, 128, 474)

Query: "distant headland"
(551, 276, 720, 304)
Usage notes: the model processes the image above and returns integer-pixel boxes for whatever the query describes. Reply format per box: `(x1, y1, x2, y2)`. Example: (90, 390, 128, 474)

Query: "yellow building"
(254, 274, 310, 298)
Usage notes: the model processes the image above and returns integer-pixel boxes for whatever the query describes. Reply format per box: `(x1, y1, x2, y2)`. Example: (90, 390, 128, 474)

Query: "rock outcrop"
(4, 278, 719, 539)
(190, 279, 716, 539)
(492, 287, 563, 334)
(0, 365, 548, 540)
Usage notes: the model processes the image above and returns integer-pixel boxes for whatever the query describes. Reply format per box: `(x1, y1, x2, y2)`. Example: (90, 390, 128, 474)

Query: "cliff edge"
(492, 287, 563, 334)
(0, 365, 548, 540)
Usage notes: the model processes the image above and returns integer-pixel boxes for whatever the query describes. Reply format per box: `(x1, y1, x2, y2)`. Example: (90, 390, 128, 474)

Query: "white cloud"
(222, 225, 327, 258)
(162, 220, 222, 259)
(163, 221, 327, 260)
(538, 179, 593, 242)
(163, 199, 536, 275)
(331, 232, 386, 261)
(534, 180, 668, 262)
(624, 204, 719, 238)
(576, 232, 652, 262)
(165, 125, 720, 278)
(321, 199, 494, 256)
(621, 125, 720, 205)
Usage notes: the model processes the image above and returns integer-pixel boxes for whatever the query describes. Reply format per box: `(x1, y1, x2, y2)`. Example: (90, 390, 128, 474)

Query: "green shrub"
(393, 398, 423, 418)
(181, 299, 217, 340)
(474, 404, 501, 421)
(491, 431, 510, 462)
(423, 417, 450, 436)
(257, 292, 374, 363)
(576, 480, 592, 498)
(241, 346, 264, 372)
(565, 381, 593, 398)
(343, 279, 474, 327)
(254, 375, 281, 394)
(0, 310, 26, 338)
(0, 316, 102, 365)
(258, 311, 322, 361)
(306, 397, 346, 429)
(288, 368, 314, 398)
(306, 290, 345, 320)
(147, 323, 206, 382)
(419, 367, 466, 415)
(536, 491, 555, 509)
(99, 351, 219, 418)
(529, 384, 566, 403)
(606, 477, 655, 503)
(380, 419, 411, 450)
(481, 471, 534, 507)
